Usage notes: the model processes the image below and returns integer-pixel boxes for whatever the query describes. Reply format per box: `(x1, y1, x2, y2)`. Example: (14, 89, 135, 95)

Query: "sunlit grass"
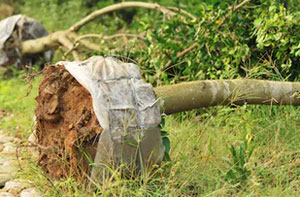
(1, 74, 299, 196)
(0, 74, 41, 138)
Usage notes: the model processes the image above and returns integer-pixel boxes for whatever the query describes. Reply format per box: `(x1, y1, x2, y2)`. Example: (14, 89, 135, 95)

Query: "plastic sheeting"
(0, 15, 53, 67)
(57, 56, 164, 183)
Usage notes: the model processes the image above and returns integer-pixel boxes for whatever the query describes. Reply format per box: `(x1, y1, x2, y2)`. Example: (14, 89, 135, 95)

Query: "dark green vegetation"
(1, 0, 300, 196)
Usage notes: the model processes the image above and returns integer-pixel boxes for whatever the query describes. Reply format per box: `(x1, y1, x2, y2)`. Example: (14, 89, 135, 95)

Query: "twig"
(104, 33, 146, 40)
(66, 32, 146, 57)
(68, 32, 101, 52)
(58, 35, 81, 60)
(165, 42, 198, 69)
(218, 0, 251, 27)
(69, 2, 185, 32)
(77, 33, 145, 41)
(166, 6, 198, 20)
(23, 68, 43, 97)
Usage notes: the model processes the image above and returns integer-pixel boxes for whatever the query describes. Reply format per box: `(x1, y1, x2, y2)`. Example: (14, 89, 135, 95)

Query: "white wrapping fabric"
(0, 15, 52, 66)
(57, 56, 164, 183)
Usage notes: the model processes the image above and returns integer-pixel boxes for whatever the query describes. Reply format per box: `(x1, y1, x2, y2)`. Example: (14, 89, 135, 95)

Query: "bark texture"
(154, 79, 300, 114)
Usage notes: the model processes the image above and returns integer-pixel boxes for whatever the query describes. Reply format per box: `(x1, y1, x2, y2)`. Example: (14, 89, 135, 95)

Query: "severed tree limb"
(218, 0, 251, 27)
(68, 32, 101, 52)
(69, 2, 182, 32)
(166, 6, 198, 20)
(58, 34, 81, 61)
(165, 42, 198, 69)
(20, 31, 68, 55)
(20, 1, 190, 60)
(154, 79, 300, 114)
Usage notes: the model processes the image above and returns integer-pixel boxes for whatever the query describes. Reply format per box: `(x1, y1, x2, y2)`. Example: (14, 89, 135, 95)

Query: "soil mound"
(35, 65, 102, 180)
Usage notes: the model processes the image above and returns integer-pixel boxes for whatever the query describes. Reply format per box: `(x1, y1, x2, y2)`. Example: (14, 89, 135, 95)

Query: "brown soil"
(35, 64, 102, 181)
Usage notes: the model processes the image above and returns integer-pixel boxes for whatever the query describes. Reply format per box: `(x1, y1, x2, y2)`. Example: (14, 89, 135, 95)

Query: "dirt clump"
(35, 64, 102, 181)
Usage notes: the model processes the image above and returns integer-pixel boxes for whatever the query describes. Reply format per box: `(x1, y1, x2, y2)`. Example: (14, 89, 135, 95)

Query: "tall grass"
(1, 0, 299, 196)
(1, 74, 299, 196)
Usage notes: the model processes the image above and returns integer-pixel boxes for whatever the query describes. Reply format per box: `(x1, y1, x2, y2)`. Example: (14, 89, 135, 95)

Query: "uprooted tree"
(10, 1, 300, 109)
(3, 1, 300, 182)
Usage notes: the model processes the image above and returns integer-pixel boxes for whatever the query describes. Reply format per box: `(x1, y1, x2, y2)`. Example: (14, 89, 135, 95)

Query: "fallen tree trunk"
(155, 79, 300, 114)
(35, 64, 300, 181)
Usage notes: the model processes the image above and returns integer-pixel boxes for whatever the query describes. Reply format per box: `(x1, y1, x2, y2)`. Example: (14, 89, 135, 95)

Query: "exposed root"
(35, 65, 102, 181)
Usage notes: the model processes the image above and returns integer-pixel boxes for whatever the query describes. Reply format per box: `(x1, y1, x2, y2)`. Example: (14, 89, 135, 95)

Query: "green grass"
(0, 72, 41, 138)
(1, 73, 299, 196)
(1, 0, 299, 196)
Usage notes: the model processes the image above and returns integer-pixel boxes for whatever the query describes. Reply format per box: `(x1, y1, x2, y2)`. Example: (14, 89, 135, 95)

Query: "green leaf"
(125, 141, 137, 147)
(161, 130, 168, 137)
(162, 136, 171, 154)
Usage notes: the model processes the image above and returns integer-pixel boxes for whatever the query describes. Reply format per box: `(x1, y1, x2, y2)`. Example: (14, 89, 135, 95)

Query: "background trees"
(4, 0, 300, 85)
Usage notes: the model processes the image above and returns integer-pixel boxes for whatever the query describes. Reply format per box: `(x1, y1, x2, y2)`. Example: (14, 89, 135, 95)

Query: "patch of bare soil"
(35, 65, 102, 181)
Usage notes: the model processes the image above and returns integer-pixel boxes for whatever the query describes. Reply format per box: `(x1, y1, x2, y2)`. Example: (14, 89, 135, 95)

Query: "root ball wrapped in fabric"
(0, 15, 53, 68)
(35, 56, 164, 183)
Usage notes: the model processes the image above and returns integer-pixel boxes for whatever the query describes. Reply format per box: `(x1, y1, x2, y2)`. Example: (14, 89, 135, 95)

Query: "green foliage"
(131, 0, 300, 84)
(54, 0, 296, 86)
(1, 68, 299, 196)
(1, 0, 300, 196)
(224, 139, 255, 186)
(9, 0, 300, 83)
(160, 116, 171, 161)
(252, 2, 300, 79)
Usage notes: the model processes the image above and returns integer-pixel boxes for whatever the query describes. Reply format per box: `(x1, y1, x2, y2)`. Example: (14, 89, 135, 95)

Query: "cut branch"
(165, 42, 198, 69)
(154, 79, 300, 114)
(21, 31, 68, 55)
(166, 6, 198, 20)
(218, 0, 251, 27)
(68, 32, 101, 52)
(58, 35, 80, 60)
(19, 1, 190, 60)
(69, 1, 182, 32)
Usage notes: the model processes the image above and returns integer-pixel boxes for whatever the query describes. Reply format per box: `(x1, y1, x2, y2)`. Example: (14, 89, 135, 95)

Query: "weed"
(224, 139, 255, 187)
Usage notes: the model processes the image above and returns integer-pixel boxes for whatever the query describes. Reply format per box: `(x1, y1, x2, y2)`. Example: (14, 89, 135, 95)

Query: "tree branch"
(165, 42, 198, 69)
(20, 2, 190, 59)
(166, 6, 197, 20)
(69, 1, 181, 32)
(58, 35, 80, 60)
(218, 0, 251, 27)
(68, 32, 101, 52)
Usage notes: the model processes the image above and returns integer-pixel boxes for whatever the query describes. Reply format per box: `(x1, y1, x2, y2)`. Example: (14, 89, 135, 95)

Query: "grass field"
(0, 72, 299, 196)
(1, 0, 300, 196)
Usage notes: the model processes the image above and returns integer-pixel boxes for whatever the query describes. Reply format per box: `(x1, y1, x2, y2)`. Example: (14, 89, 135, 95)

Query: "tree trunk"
(154, 79, 300, 114)
(34, 65, 300, 182)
